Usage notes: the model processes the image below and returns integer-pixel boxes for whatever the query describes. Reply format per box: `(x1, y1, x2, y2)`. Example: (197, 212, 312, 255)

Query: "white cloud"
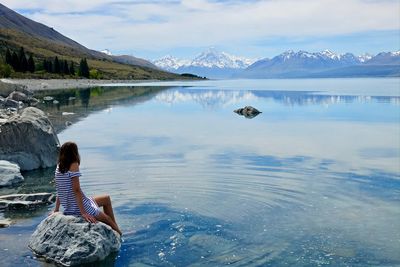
(3, 0, 399, 56)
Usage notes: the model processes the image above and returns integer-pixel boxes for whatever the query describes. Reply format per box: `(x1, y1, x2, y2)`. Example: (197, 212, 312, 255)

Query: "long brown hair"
(58, 142, 80, 173)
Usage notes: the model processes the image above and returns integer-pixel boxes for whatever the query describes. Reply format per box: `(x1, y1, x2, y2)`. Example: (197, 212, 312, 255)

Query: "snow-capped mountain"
(272, 50, 360, 66)
(190, 48, 254, 69)
(153, 48, 256, 78)
(101, 49, 112, 56)
(242, 50, 400, 78)
(154, 49, 399, 78)
(153, 55, 190, 71)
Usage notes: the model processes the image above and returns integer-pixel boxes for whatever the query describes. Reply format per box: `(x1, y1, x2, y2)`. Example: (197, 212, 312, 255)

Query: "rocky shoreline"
(0, 78, 157, 92)
(0, 79, 124, 265)
(0, 82, 59, 223)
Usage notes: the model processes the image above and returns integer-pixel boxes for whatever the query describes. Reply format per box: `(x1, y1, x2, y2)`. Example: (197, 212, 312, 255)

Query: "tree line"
(5, 47, 35, 73)
(4, 47, 91, 78)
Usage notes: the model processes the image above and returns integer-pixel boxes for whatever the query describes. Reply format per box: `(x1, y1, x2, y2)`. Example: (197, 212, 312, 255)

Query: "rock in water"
(0, 160, 24, 187)
(29, 213, 121, 266)
(0, 107, 60, 171)
(234, 106, 262, 119)
(0, 193, 55, 210)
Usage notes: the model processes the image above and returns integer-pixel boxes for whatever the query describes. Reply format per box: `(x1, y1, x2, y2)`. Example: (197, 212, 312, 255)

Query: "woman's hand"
(48, 209, 59, 216)
(82, 213, 97, 223)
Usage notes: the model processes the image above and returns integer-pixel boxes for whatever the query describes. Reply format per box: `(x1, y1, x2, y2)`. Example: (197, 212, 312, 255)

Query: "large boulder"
(29, 213, 121, 266)
(0, 160, 24, 187)
(0, 107, 60, 171)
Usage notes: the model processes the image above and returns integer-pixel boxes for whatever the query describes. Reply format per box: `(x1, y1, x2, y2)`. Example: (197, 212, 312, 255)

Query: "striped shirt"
(55, 166, 100, 216)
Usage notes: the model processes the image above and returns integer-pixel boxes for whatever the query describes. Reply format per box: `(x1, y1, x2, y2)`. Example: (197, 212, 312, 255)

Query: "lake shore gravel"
(0, 78, 159, 92)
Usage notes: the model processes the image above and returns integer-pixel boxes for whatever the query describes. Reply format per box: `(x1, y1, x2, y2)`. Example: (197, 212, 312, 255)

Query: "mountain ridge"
(154, 48, 400, 78)
(0, 3, 188, 80)
(242, 50, 400, 78)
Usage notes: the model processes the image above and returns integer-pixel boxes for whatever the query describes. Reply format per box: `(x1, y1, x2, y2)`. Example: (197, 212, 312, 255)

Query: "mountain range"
(0, 3, 185, 80)
(154, 49, 400, 79)
(153, 48, 256, 78)
(242, 50, 400, 78)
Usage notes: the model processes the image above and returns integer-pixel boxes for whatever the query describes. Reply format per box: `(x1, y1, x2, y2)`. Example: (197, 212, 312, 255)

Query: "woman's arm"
(54, 196, 60, 212)
(70, 162, 97, 223)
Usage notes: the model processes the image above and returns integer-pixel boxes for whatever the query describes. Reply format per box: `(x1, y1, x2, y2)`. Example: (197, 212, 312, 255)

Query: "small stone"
(234, 106, 262, 119)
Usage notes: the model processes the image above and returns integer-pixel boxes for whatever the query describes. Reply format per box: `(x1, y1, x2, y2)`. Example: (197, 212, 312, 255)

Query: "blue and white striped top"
(55, 166, 100, 216)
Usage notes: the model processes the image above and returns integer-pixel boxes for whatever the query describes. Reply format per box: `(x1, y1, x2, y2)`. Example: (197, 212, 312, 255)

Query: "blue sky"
(3, 0, 400, 60)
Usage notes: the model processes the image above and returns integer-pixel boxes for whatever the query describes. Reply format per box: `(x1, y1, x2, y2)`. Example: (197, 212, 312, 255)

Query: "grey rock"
(234, 106, 262, 118)
(29, 97, 39, 106)
(29, 213, 121, 266)
(0, 96, 4, 108)
(4, 98, 23, 109)
(43, 96, 54, 101)
(0, 81, 27, 97)
(0, 107, 60, 171)
(0, 160, 24, 187)
(0, 193, 55, 210)
(0, 218, 12, 228)
(7, 91, 28, 102)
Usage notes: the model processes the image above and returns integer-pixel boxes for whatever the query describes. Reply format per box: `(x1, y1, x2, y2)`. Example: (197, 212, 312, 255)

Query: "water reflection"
(155, 89, 400, 108)
(34, 86, 169, 133)
(1, 80, 399, 267)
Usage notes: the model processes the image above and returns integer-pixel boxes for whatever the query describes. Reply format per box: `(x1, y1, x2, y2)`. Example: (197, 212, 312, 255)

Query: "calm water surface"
(0, 78, 399, 266)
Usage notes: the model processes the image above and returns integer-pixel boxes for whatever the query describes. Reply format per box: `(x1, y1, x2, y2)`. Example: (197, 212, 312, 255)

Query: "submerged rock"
(0, 107, 60, 171)
(0, 193, 55, 210)
(0, 218, 12, 228)
(0, 160, 24, 187)
(234, 106, 262, 119)
(29, 213, 121, 266)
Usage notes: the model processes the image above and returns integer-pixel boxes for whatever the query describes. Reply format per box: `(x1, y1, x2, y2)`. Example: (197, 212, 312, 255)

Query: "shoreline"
(0, 78, 161, 92)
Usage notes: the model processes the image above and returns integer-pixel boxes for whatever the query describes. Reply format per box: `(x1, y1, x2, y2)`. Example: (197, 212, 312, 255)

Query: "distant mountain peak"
(153, 48, 255, 71)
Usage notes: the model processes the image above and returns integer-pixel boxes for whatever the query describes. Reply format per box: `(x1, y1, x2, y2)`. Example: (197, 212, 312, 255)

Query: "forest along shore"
(0, 78, 158, 92)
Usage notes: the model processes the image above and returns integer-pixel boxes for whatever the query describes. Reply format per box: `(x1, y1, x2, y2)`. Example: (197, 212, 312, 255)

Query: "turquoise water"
(0, 78, 399, 266)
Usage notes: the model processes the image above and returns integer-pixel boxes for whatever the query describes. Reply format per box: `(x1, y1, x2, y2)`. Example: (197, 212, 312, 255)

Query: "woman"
(51, 141, 122, 236)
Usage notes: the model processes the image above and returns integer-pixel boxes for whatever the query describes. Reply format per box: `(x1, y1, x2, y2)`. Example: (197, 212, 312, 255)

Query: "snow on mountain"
(101, 49, 112, 56)
(320, 49, 340, 60)
(275, 50, 360, 63)
(190, 48, 255, 69)
(358, 53, 373, 63)
(152, 55, 190, 71)
(153, 48, 255, 71)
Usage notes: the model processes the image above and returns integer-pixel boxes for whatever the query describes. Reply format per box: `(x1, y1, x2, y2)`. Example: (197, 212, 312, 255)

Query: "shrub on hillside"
(0, 63, 12, 77)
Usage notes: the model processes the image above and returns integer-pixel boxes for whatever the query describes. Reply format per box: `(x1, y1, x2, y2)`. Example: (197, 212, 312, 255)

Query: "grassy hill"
(0, 4, 197, 80)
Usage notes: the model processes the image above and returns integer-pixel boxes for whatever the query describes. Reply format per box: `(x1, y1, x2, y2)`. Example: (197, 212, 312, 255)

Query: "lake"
(0, 78, 399, 266)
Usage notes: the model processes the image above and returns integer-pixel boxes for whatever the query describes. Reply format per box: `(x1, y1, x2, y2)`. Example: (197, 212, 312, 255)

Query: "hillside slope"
(0, 3, 188, 80)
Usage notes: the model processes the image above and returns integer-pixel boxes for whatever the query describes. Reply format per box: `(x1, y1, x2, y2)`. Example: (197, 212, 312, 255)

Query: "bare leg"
(93, 195, 117, 224)
(95, 211, 122, 235)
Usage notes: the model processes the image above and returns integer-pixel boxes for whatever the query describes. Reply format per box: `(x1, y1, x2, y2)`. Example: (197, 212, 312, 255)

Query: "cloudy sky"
(3, 0, 400, 60)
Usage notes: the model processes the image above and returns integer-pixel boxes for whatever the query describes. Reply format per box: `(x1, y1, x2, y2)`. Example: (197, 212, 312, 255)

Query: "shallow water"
(0, 78, 399, 266)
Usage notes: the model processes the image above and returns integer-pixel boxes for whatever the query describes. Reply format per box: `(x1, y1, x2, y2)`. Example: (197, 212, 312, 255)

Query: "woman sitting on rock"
(51, 141, 122, 235)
